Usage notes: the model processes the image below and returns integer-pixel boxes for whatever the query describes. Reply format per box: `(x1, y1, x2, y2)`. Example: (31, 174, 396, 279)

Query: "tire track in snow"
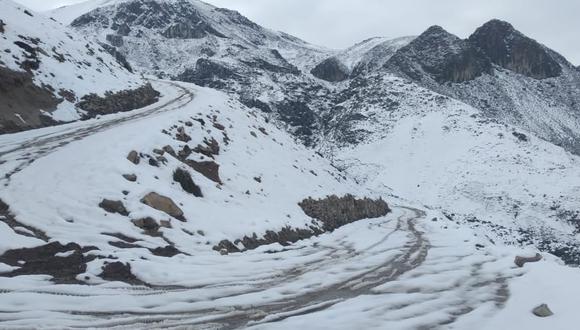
(0, 81, 194, 187)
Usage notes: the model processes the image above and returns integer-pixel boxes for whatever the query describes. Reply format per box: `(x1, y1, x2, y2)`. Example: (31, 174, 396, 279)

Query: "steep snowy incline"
(0, 0, 157, 133)
(327, 73, 580, 264)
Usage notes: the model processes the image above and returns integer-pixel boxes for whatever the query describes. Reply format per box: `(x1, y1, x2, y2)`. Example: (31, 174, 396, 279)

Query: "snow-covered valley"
(1, 0, 580, 328)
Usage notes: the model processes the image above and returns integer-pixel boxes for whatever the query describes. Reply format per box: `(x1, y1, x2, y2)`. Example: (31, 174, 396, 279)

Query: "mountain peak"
(469, 18, 562, 79)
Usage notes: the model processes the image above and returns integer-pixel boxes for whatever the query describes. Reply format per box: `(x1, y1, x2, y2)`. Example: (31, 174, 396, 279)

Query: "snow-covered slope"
(322, 73, 580, 264)
(0, 0, 157, 133)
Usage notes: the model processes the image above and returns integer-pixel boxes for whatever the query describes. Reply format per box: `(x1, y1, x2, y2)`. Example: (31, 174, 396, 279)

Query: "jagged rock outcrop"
(468, 19, 562, 79)
(77, 83, 160, 118)
(386, 25, 492, 83)
(299, 194, 390, 230)
(311, 57, 349, 82)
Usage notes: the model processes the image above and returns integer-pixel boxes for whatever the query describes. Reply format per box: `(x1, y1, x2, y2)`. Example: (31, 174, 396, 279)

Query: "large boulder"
(140, 192, 185, 221)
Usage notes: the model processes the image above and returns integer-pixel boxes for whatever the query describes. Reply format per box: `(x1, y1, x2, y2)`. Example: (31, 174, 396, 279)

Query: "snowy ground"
(0, 80, 579, 329)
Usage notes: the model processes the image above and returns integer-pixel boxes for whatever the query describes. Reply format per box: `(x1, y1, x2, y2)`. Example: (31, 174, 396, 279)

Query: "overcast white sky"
(14, 0, 580, 64)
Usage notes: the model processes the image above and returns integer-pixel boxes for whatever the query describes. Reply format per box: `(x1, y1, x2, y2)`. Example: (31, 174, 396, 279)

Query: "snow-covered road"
(0, 80, 193, 188)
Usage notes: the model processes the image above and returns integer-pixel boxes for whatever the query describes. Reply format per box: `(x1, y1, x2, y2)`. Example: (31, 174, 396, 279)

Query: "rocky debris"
(299, 194, 390, 231)
(532, 304, 554, 317)
(141, 192, 185, 221)
(214, 226, 322, 253)
(76, 83, 160, 119)
(99, 261, 143, 285)
(58, 89, 77, 103)
(311, 57, 349, 82)
(131, 217, 160, 233)
(0, 242, 98, 284)
(275, 100, 318, 146)
(514, 253, 542, 267)
(175, 126, 191, 142)
(469, 19, 562, 79)
(0, 19, 5, 33)
(123, 173, 137, 182)
(185, 160, 222, 184)
(162, 22, 206, 39)
(98, 199, 129, 216)
(127, 150, 140, 164)
(0, 66, 59, 134)
(193, 137, 220, 157)
(173, 168, 203, 197)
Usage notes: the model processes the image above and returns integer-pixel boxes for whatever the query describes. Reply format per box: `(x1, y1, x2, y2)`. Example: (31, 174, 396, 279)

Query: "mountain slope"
(51, 0, 333, 145)
(0, 0, 161, 133)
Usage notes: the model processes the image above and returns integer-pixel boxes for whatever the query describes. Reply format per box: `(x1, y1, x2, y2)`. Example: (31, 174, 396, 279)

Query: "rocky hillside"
(0, 0, 158, 134)
(51, 0, 331, 145)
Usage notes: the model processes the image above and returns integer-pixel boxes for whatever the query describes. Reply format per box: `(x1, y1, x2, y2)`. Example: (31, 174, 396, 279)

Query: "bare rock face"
(532, 304, 554, 317)
(311, 57, 349, 82)
(386, 25, 492, 83)
(141, 192, 185, 221)
(99, 199, 129, 216)
(299, 194, 390, 231)
(469, 19, 562, 79)
(0, 66, 59, 134)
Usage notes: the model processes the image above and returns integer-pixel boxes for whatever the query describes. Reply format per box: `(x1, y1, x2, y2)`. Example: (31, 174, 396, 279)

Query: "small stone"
(131, 217, 160, 232)
(99, 199, 129, 216)
(532, 304, 553, 317)
(515, 253, 542, 267)
(219, 249, 228, 255)
(153, 149, 164, 155)
(122, 174, 137, 182)
(160, 220, 172, 228)
(127, 150, 140, 165)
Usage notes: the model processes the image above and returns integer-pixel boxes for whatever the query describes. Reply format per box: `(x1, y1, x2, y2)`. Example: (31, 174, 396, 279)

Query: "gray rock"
(515, 253, 542, 267)
(127, 151, 140, 165)
(532, 304, 553, 317)
(99, 199, 129, 216)
(141, 192, 185, 221)
(122, 174, 137, 182)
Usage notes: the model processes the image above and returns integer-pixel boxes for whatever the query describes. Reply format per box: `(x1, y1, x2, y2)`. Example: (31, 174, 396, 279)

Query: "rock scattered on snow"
(127, 150, 140, 165)
(173, 168, 203, 197)
(98, 199, 129, 216)
(514, 253, 542, 267)
(140, 192, 185, 221)
(532, 304, 554, 317)
(122, 173, 137, 182)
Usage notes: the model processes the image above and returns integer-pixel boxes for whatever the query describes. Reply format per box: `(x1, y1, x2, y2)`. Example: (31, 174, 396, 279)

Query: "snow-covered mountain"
(2, 0, 580, 328)
(0, 0, 162, 133)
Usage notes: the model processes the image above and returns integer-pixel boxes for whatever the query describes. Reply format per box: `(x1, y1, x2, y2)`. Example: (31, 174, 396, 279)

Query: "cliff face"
(469, 20, 562, 79)
(468, 20, 562, 79)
